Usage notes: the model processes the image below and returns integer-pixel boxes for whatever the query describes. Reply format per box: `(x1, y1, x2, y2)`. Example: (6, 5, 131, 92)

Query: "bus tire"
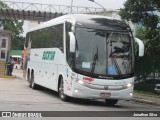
(27, 70, 30, 82)
(29, 72, 38, 90)
(105, 99, 118, 106)
(59, 77, 71, 102)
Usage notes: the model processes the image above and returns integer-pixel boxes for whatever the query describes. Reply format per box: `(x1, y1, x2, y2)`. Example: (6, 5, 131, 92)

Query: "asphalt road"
(0, 69, 159, 120)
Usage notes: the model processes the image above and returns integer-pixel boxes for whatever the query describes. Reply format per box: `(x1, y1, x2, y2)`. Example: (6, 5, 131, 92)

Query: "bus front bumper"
(69, 82, 133, 100)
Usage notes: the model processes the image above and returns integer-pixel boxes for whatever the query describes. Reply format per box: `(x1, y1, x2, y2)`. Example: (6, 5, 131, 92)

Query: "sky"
(2, 0, 127, 36)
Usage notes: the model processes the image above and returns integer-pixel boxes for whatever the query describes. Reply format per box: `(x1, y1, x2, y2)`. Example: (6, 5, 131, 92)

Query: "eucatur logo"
(42, 51, 55, 60)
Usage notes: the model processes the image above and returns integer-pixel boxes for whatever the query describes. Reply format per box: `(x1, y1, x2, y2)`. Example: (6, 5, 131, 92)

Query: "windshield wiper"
(91, 46, 99, 74)
(106, 32, 113, 44)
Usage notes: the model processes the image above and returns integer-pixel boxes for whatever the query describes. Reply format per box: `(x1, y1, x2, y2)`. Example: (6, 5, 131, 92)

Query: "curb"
(132, 98, 160, 106)
(0, 75, 16, 78)
(134, 93, 160, 98)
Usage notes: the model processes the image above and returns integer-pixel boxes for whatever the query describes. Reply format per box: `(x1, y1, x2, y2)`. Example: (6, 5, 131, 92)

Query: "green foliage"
(0, 1, 9, 9)
(134, 84, 155, 92)
(119, 0, 160, 81)
(135, 27, 160, 55)
(119, 0, 160, 28)
(0, 1, 25, 50)
(135, 55, 155, 79)
(1, 20, 23, 36)
(12, 36, 25, 50)
(119, 0, 160, 55)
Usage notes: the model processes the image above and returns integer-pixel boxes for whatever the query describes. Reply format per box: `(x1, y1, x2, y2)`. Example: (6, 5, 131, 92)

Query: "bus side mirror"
(134, 38, 144, 57)
(68, 32, 76, 52)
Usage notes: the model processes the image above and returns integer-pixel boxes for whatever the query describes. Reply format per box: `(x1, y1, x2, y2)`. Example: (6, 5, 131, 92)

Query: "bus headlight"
(130, 92, 133, 96)
(127, 83, 132, 88)
(74, 89, 79, 93)
(77, 80, 84, 85)
(125, 83, 133, 88)
(76, 79, 88, 86)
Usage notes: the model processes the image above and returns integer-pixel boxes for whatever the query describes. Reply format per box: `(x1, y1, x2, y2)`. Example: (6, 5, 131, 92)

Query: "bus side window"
(55, 25, 64, 52)
(30, 24, 64, 52)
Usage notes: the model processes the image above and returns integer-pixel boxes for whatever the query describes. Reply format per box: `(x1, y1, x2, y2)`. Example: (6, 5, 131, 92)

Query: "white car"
(154, 84, 160, 94)
(12, 55, 22, 69)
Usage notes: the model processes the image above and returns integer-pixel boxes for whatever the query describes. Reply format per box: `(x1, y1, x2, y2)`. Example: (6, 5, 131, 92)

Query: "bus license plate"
(100, 93, 111, 97)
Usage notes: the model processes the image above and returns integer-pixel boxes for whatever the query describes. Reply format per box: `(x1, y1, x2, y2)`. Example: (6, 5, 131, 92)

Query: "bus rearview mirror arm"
(68, 32, 76, 52)
(134, 38, 144, 57)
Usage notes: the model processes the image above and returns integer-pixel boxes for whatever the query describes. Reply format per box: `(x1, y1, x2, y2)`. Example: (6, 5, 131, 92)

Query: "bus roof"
(28, 14, 129, 33)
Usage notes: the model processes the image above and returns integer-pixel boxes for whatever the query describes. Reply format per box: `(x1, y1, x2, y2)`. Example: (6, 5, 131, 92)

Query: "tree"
(119, 0, 160, 82)
(0, 1, 25, 50)
(119, 0, 160, 55)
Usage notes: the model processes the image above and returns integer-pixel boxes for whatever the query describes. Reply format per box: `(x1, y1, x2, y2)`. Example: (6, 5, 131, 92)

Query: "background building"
(0, 30, 12, 76)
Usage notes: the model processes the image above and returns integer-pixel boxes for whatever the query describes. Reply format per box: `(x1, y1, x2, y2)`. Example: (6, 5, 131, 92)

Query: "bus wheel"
(27, 71, 30, 82)
(29, 73, 38, 89)
(59, 77, 71, 102)
(105, 99, 118, 106)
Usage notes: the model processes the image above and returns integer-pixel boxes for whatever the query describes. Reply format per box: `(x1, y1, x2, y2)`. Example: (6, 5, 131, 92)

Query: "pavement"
(1, 69, 160, 106)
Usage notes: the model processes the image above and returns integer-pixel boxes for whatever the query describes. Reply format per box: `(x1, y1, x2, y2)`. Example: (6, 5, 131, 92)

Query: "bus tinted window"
(27, 24, 63, 51)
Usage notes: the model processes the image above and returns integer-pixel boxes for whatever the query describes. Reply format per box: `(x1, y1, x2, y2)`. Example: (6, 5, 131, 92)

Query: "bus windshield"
(75, 27, 134, 78)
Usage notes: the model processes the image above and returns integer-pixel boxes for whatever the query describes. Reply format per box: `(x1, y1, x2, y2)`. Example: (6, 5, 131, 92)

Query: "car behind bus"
(12, 55, 22, 69)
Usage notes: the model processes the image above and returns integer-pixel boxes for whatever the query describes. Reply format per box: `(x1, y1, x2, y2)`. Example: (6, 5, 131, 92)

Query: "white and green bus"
(25, 14, 144, 105)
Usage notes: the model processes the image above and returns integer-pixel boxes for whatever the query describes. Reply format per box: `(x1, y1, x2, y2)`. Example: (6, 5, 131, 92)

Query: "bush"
(134, 84, 155, 93)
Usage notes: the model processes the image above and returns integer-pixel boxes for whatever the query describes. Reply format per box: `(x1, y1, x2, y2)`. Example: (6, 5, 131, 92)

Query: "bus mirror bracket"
(134, 38, 144, 57)
(65, 22, 72, 31)
(68, 32, 76, 52)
